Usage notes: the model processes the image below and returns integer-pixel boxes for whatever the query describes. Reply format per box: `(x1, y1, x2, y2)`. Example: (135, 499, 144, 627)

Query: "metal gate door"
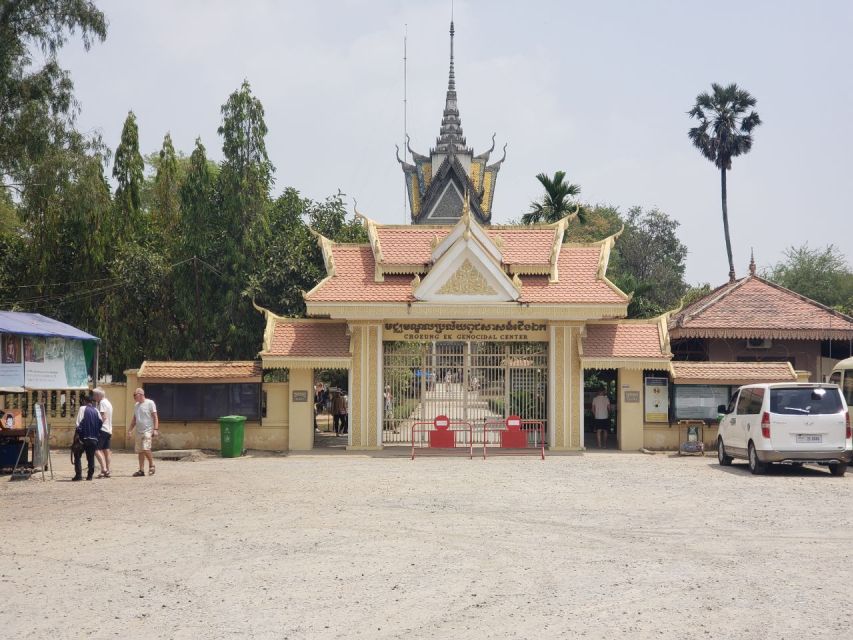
(382, 341, 548, 444)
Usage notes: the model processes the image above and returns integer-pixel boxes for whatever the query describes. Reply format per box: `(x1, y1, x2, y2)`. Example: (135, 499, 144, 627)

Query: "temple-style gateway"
(28, 21, 849, 455)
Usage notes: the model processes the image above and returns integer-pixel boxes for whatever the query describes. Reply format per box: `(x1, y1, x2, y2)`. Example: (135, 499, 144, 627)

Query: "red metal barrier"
(482, 415, 545, 460)
(411, 415, 473, 459)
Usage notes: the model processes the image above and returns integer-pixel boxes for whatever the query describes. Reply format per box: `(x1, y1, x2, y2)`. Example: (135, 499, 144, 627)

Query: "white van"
(716, 383, 851, 476)
(829, 356, 853, 407)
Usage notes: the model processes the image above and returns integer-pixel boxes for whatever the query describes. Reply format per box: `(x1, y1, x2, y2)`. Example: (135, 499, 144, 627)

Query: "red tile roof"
(669, 276, 853, 340)
(583, 323, 669, 359)
(520, 246, 628, 305)
(306, 242, 628, 306)
(373, 226, 557, 267)
(671, 361, 797, 385)
(305, 246, 415, 303)
(264, 320, 350, 358)
(138, 361, 262, 381)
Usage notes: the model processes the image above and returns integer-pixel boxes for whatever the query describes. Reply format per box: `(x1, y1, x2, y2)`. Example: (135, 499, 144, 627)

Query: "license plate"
(796, 434, 822, 444)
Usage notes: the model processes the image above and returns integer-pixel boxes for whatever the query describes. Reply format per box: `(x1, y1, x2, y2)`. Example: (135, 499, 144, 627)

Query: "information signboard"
(644, 376, 669, 423)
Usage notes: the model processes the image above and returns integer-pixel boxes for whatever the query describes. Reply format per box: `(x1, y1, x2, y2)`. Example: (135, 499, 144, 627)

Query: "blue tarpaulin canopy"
(0, 312, 99, 341)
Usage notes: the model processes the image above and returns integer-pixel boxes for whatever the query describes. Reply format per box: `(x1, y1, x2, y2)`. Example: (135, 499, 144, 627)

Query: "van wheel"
(829, 463, 847, 477)
(748, 443, 766, 475)
(717, 438, 732, 466)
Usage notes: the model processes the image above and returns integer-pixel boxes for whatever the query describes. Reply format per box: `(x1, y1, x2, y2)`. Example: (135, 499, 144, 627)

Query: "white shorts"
(134, 432, 152, 453)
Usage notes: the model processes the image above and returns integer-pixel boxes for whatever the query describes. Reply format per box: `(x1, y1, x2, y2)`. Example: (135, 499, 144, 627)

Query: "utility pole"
(193, 255, 201, 358)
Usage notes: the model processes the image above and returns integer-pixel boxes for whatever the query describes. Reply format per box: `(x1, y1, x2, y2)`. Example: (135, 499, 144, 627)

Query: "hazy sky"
(61, 0, 852, 285)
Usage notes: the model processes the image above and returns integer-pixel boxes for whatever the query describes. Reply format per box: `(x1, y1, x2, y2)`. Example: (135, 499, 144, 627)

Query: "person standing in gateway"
(592, 387, 612, 449)
(127, 387, 158, 477)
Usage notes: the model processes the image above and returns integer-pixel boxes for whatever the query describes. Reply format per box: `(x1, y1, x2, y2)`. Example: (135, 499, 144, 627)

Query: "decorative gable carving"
(437, 259, 497, 295)
(414, 216, 520, 303)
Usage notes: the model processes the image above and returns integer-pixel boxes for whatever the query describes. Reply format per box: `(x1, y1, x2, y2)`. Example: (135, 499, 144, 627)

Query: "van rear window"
(770, 387, 843, 415)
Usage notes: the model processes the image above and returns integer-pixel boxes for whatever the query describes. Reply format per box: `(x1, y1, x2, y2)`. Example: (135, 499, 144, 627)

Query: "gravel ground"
(1, 450, 852, 639)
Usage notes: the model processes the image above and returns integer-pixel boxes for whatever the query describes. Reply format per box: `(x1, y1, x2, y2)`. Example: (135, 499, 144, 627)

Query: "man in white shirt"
(93, 387, 113, 478)
(127, 387, 159, 477)
(591, 388, 612, 449)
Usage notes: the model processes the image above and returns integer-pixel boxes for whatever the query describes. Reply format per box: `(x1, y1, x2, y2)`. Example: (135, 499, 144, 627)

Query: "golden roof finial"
(512, 273, 523, 292)
(461, 187, 471, 224)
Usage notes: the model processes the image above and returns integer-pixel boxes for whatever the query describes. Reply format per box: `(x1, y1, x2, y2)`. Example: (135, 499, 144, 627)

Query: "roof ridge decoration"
(590, 225, 630, 302)
(431, 201, 502, 265)
(548, 214, 573, 283)
(307, 227, 336, 279)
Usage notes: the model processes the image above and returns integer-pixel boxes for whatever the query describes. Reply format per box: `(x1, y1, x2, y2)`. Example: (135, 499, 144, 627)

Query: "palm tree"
(522, 171, 587, 225)
(688, 83, 761, 282)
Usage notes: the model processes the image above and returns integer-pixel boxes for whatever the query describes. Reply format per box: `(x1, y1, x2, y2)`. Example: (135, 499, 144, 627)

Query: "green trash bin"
(219, 415, 246, 458)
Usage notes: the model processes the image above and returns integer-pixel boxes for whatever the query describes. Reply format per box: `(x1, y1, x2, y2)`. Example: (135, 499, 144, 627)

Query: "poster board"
(644, 376, 669, 423)
(0, 334, 88, 390)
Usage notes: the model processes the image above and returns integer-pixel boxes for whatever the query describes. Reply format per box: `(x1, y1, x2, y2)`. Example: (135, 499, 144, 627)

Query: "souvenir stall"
(0, 312, 99, 478)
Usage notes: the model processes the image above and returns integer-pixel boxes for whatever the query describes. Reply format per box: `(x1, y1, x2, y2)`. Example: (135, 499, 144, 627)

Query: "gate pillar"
(347, 322, 383, 450)
(549, 323, 583, 451)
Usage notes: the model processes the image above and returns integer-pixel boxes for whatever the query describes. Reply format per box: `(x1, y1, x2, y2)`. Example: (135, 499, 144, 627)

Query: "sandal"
(148, 466, 156, 476)
(132, 470, 145, 477)
(96, 471, 108, 479)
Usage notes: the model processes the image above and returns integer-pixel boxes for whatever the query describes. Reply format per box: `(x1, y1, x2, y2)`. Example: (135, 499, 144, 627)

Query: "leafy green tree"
(522, 171, 587, 225)
(680, 283, 713, 309)
(112, 110, 144, 240)
(610, 207, 688, 318)
(218, 79, 274, 240)
(765, 244, 853, 315)
(0, 0, 106, 191)
(150, 132, 181, 238)
(564, 204, 621, 243)
(308, 191, 368, 244)
(688, 83, 761, 283)
(215, 81, 274, 358)
(174, 138, 222, 359)
(248, 190, 367, 318)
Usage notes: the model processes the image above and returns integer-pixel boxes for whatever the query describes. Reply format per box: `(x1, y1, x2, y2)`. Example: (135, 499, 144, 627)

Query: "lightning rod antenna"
(403, 24, 408, 224)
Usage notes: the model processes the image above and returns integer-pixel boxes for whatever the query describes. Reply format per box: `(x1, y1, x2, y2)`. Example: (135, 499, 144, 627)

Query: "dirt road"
(2, 451, 851, 639)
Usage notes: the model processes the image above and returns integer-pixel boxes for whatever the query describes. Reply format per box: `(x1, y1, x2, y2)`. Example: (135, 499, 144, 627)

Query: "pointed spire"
(435, 19, 467, 153)
(748, 248, 756, 276)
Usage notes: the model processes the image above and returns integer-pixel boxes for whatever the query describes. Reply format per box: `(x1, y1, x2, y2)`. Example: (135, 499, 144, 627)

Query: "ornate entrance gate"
(382, 341, 548, 444)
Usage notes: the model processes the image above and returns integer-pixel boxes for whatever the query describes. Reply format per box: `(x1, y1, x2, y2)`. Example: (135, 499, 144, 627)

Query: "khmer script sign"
(383, 321, 548, 342)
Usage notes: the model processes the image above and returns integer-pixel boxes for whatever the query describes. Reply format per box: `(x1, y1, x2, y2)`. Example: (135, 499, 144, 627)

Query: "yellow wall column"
(618, 369, 644, 451)
(549, 323, 583, 451)
(123, 369, 139, 451)
(288, 368, 314, 451)
(348, 322, 382, 451)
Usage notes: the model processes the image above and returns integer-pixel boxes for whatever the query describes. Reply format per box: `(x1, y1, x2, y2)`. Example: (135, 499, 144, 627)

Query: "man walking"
(127, 387, 158, 477)
(73, 395, 102, 481)
(93, 387, 113, 478)
(592, 387, 612, 449)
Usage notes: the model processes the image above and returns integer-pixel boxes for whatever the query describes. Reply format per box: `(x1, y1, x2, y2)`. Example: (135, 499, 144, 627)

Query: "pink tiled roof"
(520, 246, 628, 305)
(489, 229, 555, 265)
(669, 276, 853, 340)
(306, 246, 415, 303)
(138, 361, 262, 381)
(583, 323, 669, 359)
(671, 361, 796, 385)
(374, 228, 447, 265)
(374, 226, 556, 267)
(307, 242, 628, 306)
(265, 320, 350, 358)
